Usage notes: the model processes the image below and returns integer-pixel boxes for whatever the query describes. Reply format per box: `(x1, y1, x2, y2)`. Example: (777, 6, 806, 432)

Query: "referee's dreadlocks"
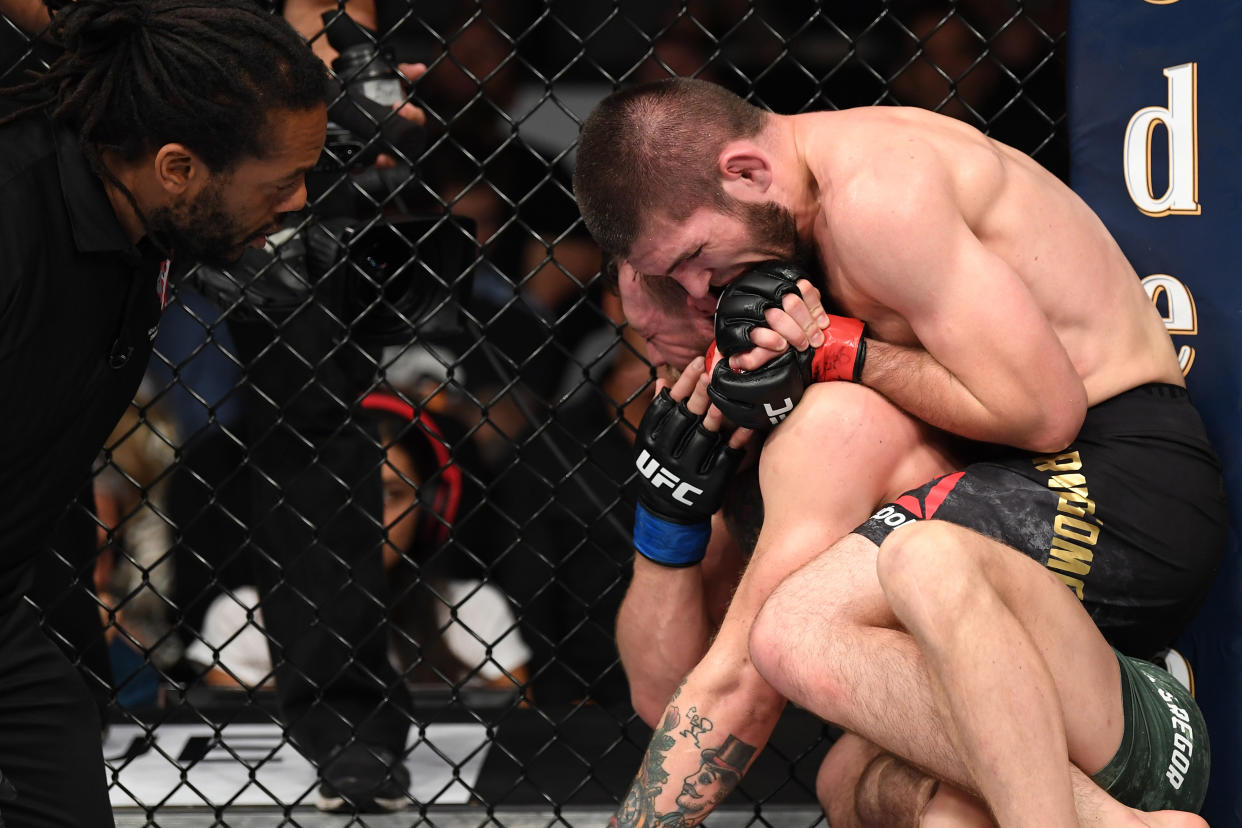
(2, 0, 326, 233)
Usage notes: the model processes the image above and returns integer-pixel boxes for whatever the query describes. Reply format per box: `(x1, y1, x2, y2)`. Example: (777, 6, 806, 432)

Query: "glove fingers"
(715, 321, 755, 357)
(730, 267, 803, 301)
(679, 424, 724, 474)
(714, 265, 805, 356)
(716, 290, 780, 320)
(633, 392, 741, 525)
(707, 362, 757, 416)
(691, 426, 744, 479)
(707, 443, 745, 478)
(658, 400, 704, 455)
(639, 387, 678, 439)
(640, 388, 702, 456)
(707, 349, 809, 430)
(714, 293, 770, 356)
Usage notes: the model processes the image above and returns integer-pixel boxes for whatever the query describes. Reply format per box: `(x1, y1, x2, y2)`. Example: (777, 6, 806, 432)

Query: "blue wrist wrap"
(633, 504, 711, 567)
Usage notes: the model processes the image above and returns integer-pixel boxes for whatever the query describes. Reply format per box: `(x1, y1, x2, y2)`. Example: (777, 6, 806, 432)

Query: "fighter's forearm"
(616, 557, 712, 725)
(861, 339, 1084, 453)
(618, 512, 746, 724)
(610, 658, 785, 827)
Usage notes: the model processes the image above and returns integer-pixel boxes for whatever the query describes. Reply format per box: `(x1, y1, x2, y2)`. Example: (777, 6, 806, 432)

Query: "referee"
(0, 2, 325, 824)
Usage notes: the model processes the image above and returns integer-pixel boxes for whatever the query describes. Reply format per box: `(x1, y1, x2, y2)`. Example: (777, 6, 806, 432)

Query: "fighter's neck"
(784, 113, 830, 235)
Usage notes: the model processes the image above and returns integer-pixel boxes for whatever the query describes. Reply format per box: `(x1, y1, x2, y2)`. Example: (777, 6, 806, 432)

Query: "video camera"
(187, 12, 475, 344)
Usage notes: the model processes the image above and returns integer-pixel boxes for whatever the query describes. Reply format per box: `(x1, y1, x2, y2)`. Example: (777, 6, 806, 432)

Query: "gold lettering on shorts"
(1034, 452, 1082, 473)
(1054, 515, 1100, 545)
(1049, 537, 1094, 576)
(1034, 451, 1100, 600)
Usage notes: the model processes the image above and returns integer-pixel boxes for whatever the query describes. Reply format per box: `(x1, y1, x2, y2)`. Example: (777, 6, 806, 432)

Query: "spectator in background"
(884, 0, 1069, 179)
(179, 1, 433, 816)
(413, 4, 606, 428)
(93, 385, 182, 707)
(181, 393, 532, 701)
(491, 286, 651, 709)
(364, 393, 531, 698)
(222, 261, 417, 815)
(183, 585, 275, 690)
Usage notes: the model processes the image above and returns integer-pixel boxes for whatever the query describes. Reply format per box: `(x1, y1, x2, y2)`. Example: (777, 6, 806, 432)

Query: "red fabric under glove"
(809, 315, 866, 382)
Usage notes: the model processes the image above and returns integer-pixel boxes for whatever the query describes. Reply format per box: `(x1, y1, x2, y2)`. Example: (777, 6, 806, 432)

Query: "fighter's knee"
(761, 382, 881, 473)
(748, 588, 791, 689)
(749, 583, 818, 696)
(775, 382, 874, 439)
(790, 380, 876, 424)
(876, 521, 967, 589)
(876, 521, 976, 619)
(749, 581, 852, 714)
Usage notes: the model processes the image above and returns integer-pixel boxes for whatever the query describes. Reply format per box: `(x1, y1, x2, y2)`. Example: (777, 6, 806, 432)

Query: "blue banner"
(1069, 2, 1242, 824)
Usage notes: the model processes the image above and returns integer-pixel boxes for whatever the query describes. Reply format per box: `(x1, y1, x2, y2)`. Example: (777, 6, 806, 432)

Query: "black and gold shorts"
(853, 384, 1228, 658)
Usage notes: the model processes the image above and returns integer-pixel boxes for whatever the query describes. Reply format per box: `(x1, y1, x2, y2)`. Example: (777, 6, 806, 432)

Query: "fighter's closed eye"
(642, 270, 691, 304)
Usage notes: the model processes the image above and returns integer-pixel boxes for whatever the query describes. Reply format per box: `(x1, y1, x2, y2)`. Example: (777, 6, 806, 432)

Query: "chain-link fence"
(0, 0, 1066, 822)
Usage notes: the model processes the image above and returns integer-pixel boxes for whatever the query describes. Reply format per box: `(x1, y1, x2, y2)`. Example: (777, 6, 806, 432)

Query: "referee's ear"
(152, 144, 204, 196)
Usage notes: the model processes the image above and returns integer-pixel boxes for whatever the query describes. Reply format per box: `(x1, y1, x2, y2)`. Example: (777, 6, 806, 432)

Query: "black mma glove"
(709, 260, 866, 429)
(632, 388, 744, 567)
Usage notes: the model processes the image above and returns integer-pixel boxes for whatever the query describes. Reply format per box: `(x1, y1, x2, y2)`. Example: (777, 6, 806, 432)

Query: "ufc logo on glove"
(631, 387, 743, 566)
(763, 397, 795, 424)
(636, 450, 704, 506)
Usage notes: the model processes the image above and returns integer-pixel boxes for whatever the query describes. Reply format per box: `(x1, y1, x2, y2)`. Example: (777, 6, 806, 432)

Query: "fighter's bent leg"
(876, 520, 1202, 827)
(749, 530, 1127, 813)
(749, 533, 972, 790)
(876, 521, 1102, 824)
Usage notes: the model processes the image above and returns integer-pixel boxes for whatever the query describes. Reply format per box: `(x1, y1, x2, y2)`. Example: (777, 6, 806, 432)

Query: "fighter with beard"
(0, 2, 325, 824)
(580, 79, 1224, 827)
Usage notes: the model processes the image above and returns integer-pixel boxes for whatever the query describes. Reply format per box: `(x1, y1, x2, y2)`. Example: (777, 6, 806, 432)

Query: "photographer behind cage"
(181, 5, 480, 816)
(0, 2, 327, 826)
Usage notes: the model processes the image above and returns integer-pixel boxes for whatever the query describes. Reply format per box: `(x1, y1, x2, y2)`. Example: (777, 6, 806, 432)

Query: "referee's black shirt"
(0, 109, 167, 580)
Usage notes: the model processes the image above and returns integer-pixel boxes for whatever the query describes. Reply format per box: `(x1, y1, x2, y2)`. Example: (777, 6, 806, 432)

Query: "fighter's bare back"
(796, 105, 1183, 404)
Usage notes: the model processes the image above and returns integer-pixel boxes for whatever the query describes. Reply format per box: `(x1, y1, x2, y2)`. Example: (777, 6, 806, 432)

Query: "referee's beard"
(148, 179, 257, 268)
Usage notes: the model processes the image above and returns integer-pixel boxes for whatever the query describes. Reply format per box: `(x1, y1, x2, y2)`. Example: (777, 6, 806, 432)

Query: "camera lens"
(333, 44, 403, 108)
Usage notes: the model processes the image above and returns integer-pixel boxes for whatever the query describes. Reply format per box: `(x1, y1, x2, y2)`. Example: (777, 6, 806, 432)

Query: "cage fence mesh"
(0, 0, 1066, 823)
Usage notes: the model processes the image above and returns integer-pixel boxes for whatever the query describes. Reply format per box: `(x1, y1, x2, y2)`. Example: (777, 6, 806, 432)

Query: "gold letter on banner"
(1143, 273, 1197, 375)
(1123, 63, 1200, 216)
